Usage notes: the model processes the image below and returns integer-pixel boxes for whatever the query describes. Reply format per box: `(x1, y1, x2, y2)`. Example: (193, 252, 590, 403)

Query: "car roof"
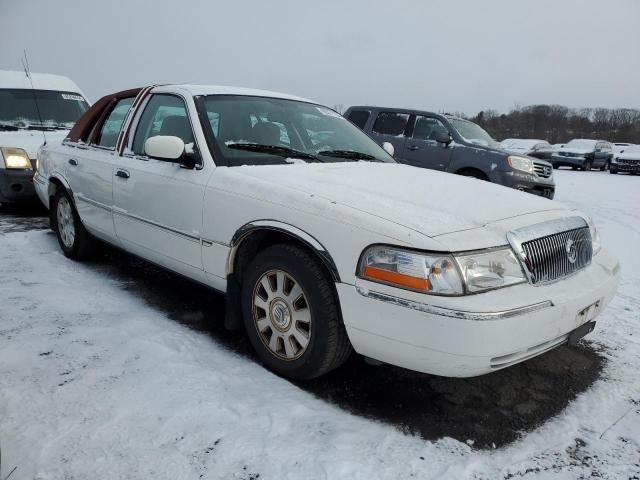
(0, 69, 84, 94)
(154, 84, 316, 104)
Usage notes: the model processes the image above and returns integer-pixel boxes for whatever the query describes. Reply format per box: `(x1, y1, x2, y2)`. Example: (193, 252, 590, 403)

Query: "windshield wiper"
(226, 143, 321, 162)
(317, 149, 376, 161)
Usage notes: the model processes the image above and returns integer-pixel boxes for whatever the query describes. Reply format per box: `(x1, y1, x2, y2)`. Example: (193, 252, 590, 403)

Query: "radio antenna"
(22, 49, 47, 145)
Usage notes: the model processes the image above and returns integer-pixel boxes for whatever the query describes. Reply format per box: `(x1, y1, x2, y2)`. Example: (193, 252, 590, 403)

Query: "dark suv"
(345, 106, 555, 198)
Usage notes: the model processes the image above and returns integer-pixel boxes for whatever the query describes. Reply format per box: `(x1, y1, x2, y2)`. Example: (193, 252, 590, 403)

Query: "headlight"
(358, 245, 527, 295)
(454, 248, 527, 293)
(507, 155, 534, 174)
(358, 246, 464, 295)
(0, 147, 32, 170)
(585, 216, 602, 254)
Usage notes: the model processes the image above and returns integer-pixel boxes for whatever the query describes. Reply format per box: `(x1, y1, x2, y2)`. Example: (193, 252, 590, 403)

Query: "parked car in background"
(552, 143, 565, 151)
(500, 139, 554, 159)
(611, 142, 634, 162)
(0, 70, 89, 206)
(345, 106, 555, 198)
(551, 139, 613, 171)
(611, 144, 640, 175)
(36, 84, 618, 380)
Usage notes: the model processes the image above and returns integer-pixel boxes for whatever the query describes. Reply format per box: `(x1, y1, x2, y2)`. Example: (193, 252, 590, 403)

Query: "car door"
(402, 115, 453, 171)
(67, 96, 134, 240)
(111, 93, 208, 282)
(368, 111, 409, 160)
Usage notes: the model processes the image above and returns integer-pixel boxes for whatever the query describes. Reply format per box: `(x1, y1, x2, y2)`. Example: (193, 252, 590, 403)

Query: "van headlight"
(507, 155, 534, 174)
(0, 147, 32, 170)
(358, 245, 526, 295)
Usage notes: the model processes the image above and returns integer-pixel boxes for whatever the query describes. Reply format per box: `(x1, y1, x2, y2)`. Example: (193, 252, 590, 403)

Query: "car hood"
(618, 151, 640, 160)
(0, 130, 69, 159)
(230, 162, 565, 238)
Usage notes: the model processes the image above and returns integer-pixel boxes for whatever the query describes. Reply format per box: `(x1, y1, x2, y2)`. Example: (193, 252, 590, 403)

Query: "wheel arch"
(223, 220, 342, 332)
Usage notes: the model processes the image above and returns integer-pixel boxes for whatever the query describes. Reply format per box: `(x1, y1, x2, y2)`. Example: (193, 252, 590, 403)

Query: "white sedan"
(35, 84, 620, 380)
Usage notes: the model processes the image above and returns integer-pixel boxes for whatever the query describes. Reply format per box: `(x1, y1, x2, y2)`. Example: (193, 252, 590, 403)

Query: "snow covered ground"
(1, 170, 639, 479)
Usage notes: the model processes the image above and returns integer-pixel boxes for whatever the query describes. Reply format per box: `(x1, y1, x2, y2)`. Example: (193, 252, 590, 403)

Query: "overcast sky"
(1, 0, 638, 114)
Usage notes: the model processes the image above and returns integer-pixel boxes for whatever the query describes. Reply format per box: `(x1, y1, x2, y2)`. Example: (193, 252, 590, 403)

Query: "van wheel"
(52, 189, 95, 260)
(241, 244, 352, 380)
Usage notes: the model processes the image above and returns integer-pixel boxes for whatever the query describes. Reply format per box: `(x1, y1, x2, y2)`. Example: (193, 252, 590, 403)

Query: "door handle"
(68, 159, 78, 166)
(408, 145, 419, 151)
(115, 169, 130, 179)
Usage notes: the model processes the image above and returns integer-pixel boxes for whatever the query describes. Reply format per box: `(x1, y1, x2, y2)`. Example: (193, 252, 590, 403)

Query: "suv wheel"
(52, 189, 96, 260)
(583, 159, 592, 171)
(241, 244, 351, 380)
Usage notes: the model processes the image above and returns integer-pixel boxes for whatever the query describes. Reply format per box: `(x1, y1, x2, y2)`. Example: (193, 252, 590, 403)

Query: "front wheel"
(583, 159, 592, 171)
(52, 189, 96, 260)
(610, 169, 618, 174)
(241, 244, 351, 380)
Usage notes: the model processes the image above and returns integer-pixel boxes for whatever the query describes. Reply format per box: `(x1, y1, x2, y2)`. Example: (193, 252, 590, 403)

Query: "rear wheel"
(52, 189, 96, 260)
(600, 161, 610, 171)
(241, 244, 351, 380)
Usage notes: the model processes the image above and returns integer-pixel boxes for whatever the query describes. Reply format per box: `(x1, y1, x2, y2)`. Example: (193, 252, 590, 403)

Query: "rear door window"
(372, 112, 410, 136)
(347, 110, 370, 129)
(95, 97, 135, 149)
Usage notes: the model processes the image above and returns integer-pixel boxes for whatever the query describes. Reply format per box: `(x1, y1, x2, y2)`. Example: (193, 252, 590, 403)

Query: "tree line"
(466, 105, 640, 144)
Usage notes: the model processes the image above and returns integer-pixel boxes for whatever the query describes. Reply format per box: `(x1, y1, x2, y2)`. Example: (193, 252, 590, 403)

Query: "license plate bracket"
(568, 321, 596, 346)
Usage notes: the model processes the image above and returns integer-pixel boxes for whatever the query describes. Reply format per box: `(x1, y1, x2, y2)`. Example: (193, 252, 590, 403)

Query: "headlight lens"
(359, 246, 463, 295)
(507, 155, 534, 174)
(0, 147, 32, 170)
(358, 245, 527, 295)
(454, 248, 527, 293)
(585, 216, 601, 254)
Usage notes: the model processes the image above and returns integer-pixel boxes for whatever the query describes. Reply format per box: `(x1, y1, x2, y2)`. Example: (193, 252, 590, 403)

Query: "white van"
(0, 70, 89, 206)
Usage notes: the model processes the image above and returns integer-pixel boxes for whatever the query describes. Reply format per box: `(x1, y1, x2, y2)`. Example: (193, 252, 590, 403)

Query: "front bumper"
(0, 168, 37, 204)
(551, 154, 586, 168)
(494, 170, 555, 199)
(337, 249, 619, 377)
(613, 161, 640, 173)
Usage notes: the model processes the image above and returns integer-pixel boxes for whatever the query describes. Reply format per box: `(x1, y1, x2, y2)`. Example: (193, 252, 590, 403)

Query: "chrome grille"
(521, 227, 592, 284)
(533, 162, 552, 178)
(507, 217, 593, 286)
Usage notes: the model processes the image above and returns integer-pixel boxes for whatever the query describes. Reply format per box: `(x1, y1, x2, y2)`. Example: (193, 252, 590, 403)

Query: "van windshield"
(448, 118, 500, 149)
(0, 89, 89, 131)
(198, 95, 395, 166)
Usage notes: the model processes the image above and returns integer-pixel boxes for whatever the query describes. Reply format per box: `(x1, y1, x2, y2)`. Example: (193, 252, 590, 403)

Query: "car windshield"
(448, 118, 500, 148)
(198, 95, 395, 166)
(566, 139, 597, 150)
(0, 88, 89, 130)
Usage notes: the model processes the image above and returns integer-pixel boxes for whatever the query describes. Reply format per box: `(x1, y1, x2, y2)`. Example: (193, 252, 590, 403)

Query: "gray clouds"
(1, 0, 638, 113)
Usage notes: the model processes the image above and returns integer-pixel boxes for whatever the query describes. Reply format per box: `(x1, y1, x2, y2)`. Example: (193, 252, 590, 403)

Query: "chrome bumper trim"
(358, 288, 553, 321)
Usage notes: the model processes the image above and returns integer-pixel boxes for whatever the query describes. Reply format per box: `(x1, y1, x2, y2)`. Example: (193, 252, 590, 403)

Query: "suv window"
(372, 112, 410, 136)
(347, 110, 370, 129)
(412, 116, 449, 141)
(133, 94, 194, 155)
(95, 97, 134, 149)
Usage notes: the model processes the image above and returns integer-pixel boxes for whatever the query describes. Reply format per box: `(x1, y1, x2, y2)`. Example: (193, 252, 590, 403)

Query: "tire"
(52, 188, 96, 260)
(572, 166, 578, 170)
(241, 244, 352, 380)
(583, 160, 592, 171)
(552, 163, 559, 169)
(600, 161, 609, 171)
(610, 168, 618, 174)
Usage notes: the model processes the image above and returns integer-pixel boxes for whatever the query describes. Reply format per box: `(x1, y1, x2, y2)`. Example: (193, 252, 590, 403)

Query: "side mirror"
(145, 135, 185, 161)
(382, 141, 395, 157)
(434, 131, 452, 145)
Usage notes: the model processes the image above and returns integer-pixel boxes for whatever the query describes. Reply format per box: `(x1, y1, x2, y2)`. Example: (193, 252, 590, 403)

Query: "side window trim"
(128, 92, 203, 169)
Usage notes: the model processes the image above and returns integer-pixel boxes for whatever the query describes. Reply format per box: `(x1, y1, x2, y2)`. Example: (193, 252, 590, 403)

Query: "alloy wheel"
(252, 269, 311, 361)
(57, 196, 76, 248)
